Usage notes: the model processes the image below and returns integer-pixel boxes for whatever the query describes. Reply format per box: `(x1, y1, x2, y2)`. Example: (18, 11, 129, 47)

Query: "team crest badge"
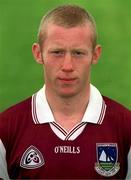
(95, 143, 120, 177)
(20, 145, 45, 169)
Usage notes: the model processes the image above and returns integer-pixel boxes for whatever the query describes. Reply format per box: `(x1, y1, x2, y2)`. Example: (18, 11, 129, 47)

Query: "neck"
(45, 85, 90, 132)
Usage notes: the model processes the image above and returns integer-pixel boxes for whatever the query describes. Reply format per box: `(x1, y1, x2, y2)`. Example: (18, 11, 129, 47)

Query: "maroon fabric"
(0, 96, 131, 179)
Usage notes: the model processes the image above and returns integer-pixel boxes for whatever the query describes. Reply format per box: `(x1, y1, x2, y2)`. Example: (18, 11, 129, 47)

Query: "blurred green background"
(0, 0, 131, 111)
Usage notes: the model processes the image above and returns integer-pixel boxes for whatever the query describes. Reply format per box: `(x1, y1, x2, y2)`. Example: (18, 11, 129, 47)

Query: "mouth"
(58, 77, 77, 83)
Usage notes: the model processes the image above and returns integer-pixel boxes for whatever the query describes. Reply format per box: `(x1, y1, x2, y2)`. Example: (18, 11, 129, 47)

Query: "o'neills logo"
(54, 146, 80, 154)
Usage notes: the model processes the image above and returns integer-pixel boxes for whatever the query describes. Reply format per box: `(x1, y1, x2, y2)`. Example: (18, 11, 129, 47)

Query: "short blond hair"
(38, 5, 97, 49)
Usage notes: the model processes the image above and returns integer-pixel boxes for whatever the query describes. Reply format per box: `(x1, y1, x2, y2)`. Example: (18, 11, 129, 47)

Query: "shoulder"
(0, 96, 32, 121)
(103, 96, 130, 111)
(0, 97, 33, 150)
(103, 96, 131, 141)
(103, 96, 131, 121)
(0, 97, 33, 140)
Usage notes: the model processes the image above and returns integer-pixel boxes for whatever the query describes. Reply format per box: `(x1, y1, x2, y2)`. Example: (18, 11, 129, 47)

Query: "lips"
(58, 77, 77, 83)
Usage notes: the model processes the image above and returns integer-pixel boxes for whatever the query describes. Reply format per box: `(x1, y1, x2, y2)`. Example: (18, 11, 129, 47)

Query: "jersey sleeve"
(0, 113, 10, 179)
(126, 148, 131, 179)
(125, 110, 131, 179)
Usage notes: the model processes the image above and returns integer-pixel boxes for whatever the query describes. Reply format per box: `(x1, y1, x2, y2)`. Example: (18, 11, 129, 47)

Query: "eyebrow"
(48, 47, 89, 52)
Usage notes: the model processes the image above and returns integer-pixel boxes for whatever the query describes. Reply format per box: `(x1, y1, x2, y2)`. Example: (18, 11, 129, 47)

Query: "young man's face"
(33, 23, 101, 98)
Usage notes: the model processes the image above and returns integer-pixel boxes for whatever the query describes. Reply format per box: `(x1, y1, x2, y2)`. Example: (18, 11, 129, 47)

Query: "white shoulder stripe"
(0, 139, 10, 179)
(97, 100, 106, 124)
(32, 94, 39, 124)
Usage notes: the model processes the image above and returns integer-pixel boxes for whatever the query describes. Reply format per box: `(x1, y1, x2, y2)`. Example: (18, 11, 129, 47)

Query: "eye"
(72, 50, 85, 57)
(50, 50, 65, 56)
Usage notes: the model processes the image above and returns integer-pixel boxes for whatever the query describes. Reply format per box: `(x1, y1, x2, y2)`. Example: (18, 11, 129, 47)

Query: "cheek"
(44, 57, 62, 74)
(44, 62, 58, 80)
(83, 68, 90, 79)
(44, 65, 53, 76)
(79, 63, 91, 83)
(44, 55, 61, 67)
(79, 63, 91, 75)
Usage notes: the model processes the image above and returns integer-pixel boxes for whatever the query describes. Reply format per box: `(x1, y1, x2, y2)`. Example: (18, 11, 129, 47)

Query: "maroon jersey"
(0, 85, 131, 179)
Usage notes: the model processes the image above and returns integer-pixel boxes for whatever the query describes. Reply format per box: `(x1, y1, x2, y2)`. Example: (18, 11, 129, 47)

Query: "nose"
(61, 53, 74, 72)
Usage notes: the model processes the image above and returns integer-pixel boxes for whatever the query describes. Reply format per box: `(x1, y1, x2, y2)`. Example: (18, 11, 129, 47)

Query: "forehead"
(43, 23, 93, 47)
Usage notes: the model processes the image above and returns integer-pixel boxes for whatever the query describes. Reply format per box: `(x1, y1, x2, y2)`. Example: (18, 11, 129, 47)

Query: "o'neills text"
(54, 146, 80, 154)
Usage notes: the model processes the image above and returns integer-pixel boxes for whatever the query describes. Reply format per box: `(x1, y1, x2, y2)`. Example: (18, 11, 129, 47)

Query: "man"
(0, 4, 131, 179)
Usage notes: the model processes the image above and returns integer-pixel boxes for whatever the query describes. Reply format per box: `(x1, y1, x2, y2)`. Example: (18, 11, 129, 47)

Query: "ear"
(92, 45, 102, 65)
(32, 43, 44, 64)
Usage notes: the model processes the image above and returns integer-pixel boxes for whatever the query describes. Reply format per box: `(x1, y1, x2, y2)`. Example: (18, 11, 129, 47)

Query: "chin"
(56, 89, 79, 98)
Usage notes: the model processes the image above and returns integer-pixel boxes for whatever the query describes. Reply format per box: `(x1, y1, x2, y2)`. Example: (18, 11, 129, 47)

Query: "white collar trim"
(32, 84, 106, 124)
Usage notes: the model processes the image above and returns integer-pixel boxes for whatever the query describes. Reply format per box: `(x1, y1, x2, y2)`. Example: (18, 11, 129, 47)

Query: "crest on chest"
(95, 143, 120, 177)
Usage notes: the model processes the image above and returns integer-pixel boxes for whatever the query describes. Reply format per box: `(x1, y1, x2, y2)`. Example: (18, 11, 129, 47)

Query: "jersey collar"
(32, 84, 106, 124)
